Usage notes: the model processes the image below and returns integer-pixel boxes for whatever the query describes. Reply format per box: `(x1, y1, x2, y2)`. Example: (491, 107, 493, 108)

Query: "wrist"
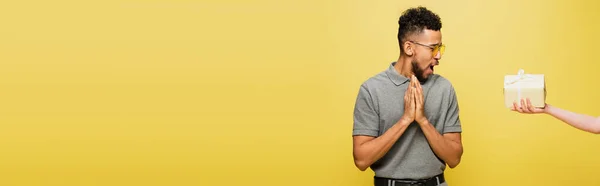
(543, 104, 552, 114)
(398, 116, 413, 126)
(416, 117, 429, 126)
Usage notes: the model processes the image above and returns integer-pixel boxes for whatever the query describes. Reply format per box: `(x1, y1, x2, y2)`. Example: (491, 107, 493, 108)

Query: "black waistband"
(374, 174, 445, 186)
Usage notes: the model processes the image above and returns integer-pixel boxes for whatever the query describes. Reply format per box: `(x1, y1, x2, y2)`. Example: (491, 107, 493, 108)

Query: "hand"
(413, 75, 428, 124)
(511, 98, 546, 114)
(400, 76, 416, 125)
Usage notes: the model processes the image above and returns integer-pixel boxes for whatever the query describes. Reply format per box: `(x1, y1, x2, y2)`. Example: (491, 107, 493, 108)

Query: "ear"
(403, 41, 414, 56)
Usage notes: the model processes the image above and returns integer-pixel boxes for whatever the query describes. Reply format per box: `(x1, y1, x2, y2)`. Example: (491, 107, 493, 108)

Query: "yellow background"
(1, 0, 599, 185)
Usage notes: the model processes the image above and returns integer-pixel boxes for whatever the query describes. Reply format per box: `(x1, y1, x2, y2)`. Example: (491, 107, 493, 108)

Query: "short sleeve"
(353, 84, 380, 137)
(444, 85, 462, 133)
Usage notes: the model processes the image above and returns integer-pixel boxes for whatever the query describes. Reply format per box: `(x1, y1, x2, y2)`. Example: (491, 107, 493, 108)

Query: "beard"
(411, 60, 428, 83)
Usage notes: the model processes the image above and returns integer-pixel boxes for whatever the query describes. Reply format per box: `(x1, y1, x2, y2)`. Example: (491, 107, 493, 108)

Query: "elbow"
(354, 159, 370, 171)
(353, 150, 372, 171)
(447, 149, 463, 169)
(447, 158, 461, 169)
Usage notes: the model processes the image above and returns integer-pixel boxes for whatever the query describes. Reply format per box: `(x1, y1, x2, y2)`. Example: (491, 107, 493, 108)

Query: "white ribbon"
(504, 69, 533, 105)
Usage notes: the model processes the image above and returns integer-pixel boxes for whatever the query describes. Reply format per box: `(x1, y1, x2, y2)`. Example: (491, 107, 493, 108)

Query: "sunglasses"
(409, 41, 445, 58)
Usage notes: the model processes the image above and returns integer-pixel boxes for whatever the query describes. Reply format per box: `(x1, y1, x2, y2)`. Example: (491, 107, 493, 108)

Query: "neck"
(394, 55, 414, 78)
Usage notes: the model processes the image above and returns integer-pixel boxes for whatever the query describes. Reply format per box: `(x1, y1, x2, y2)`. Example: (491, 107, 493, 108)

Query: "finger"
(528, 99, 545, 113)
(416, 76, 422, 89)
(405, 84, 411, 100)
(419, 87, 424, 101)
(419, 84, 424, 103)
(414, 88, 418, 109)
(520, 99, 529, 113)
(411, 87, 416, 106)
(513, 101, 524, 113)
(418, 88, 424, 105)
(417, 77, 423, 92)
(526, 98, 535, 112)
(413, 75, 418, 87)
(415, 83, 423, 104)
(407, 88, 412, 108)
(525, 98, 533, 113)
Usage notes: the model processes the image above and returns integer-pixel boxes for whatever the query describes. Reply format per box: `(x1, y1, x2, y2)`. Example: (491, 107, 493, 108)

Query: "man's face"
(409, 29, 442, 82)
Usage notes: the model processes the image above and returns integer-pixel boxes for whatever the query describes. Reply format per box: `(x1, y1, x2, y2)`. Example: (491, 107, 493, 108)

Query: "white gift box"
(503, 69, 546, 108)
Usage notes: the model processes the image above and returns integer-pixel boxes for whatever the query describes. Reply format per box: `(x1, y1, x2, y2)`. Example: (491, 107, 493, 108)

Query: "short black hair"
(397, 6, 442, 53)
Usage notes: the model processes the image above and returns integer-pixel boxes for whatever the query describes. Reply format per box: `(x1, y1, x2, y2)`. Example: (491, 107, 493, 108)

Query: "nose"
(434, 50, 442, 61)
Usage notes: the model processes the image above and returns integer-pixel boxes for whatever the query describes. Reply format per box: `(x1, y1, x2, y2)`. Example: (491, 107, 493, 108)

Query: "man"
(352, 7, 463, 186)
(512, 98, 600, 134)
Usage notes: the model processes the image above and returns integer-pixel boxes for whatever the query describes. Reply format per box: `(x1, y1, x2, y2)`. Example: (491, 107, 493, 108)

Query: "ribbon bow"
(504, 69, 533, 86)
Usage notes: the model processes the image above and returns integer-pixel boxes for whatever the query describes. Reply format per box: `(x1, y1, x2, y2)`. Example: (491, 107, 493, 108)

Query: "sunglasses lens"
(433, 45, 445, 57)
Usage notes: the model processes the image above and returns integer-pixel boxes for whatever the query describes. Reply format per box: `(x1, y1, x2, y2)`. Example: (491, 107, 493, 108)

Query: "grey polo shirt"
(353, 62, 462, 179)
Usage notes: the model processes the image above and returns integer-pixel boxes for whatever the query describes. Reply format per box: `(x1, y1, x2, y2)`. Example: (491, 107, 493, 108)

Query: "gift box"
(503, 69, 546, 108)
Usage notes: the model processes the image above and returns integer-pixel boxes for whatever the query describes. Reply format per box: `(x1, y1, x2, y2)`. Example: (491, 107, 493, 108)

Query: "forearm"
(545, 104, 600, 134)
(354, 120, 411, 171)
(418, 120, 463, 168)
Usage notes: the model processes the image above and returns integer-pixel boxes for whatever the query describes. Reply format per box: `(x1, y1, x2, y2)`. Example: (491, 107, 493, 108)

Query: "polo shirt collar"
(386, 62, 410, 86)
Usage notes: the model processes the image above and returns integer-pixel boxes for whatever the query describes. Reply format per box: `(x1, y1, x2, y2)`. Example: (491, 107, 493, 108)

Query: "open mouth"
(429, 65, 434, 71)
